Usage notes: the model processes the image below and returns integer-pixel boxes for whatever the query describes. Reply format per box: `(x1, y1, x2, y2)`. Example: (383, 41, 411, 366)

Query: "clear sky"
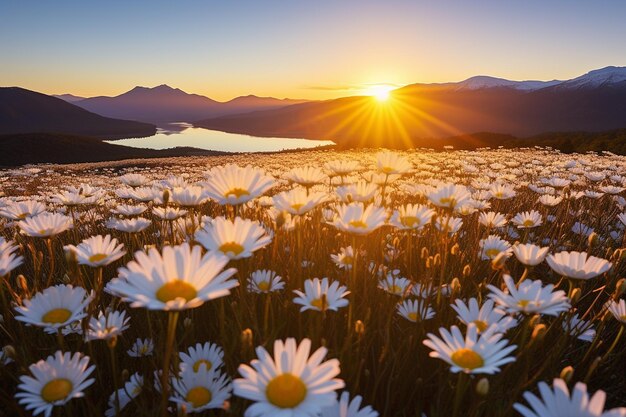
(2, 0, 626, 101)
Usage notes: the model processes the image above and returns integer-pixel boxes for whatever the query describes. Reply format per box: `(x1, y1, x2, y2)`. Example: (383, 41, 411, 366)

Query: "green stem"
(160, 311, 179, 417)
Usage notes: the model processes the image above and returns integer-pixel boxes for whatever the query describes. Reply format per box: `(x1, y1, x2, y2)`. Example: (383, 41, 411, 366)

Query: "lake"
(106, 123, 335, 153)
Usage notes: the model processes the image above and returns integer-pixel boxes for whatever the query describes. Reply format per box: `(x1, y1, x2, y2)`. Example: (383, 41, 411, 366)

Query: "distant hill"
(195, 66, 626, 148)
(0, 133, 227, 166)
(53, 93, 85, 102)
(0, 87, 156, 138)
(74, 85, 308, 123)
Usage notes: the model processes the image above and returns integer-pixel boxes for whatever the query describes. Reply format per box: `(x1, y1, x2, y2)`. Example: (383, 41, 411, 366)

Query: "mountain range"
(62, 85, 308, 123)
(0, 87, 155, 138)
(2, 65, 626, 154)
(195, 66, 626, 148)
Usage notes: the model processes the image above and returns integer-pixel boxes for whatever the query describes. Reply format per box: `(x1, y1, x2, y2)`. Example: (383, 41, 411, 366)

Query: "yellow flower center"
(38, 229, 51, 235)
(348, 220, 368, 229)
(41, 378, 73, 403)
(156, 280, 198, 303)
(381, 166, 394, 174)
(523, 219, 535, 227)
(193, 359, 213, 372)
(517, 299, 532, 308)
(439, 197, 455, 207)
(257, 281, 271, 292)
(219, 242, 245, 256)
(407, 312, 419, 322)
(225, 188, 250, 199)
(451, 348, 484, 370)
(473, 320, 488, 332)
(266, 373, 307, 408)
(88, 253, 108, 263)
(311, 297, 326, 311)
(484, 248, 501, 259)
(390, 284, 403, 295)
(341, 256, 354, 265)
(290, 203, 304, 212)
(401, 216, 419, 228)
(17, 212, 30, 220)
(185, 386, 212, 408)
(42, 308, 72, 324)
(494, 192, 503, 198)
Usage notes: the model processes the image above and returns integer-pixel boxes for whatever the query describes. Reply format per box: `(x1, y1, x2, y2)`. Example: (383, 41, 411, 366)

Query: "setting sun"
(365, 84, 396, 102)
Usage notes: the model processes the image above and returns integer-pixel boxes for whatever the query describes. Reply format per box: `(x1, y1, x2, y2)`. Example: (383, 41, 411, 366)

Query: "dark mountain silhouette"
(74, 85, 308, 123)
(0, 87, 156, 138)
(195, 66, 626, 148)
(0, 133, 228, 166)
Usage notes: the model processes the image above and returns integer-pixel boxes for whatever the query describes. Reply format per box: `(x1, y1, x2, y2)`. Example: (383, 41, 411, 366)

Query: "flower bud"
(450, 243, 460, 256)
(2, 345, 16, 360)
(559, 366, 574, 383)
(587, 232, 598, 248)
(183, 317, 192, 329)
(163, 189, 170, 206)
(531, 324, 547, 342)
(570, 287, 582, 305)
(476, 377, 489, 396)
(462, 264, 471, 278)
(450, 277, 461, 294)
(421, 247, 429, 259)
(433, 253, 441, 267)
(355, 320, 365, 337)
(241, 328, 253, 348)
(18, 275, 28, 292)
(121, 369, 129, 381)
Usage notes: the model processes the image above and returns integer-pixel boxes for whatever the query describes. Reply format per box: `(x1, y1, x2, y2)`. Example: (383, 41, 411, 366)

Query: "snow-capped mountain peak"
(562, 66, 626, 88)
(456, 76, 561, 91)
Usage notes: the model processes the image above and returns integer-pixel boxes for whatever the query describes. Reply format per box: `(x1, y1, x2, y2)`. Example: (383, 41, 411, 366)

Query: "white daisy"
(195, 216, 272, 260)
(293, 277, 350, 312)
(18, 212, 72, 238)
(423, 323, 516, 374)
(106, 243, 238, 311)
(179, 342, 224, 373)
(63, 234, 126, 267)
(247, 269, 285, 293)
(233, 338, 344, 417)
(85, 310, 130, 341)
(512, 243, 549, 266)
(546, 251, 612, 280)
(171, 365, 232, 413)
(514, 378, 626, 417)
(397, 299, 435, 322)
(203, 163, 275, 205)
(105, 373, 143, 417)
(321, 391, 379, 417)
(487, 275, 570, 316)
(16, 351, 96, 417)
(15, 285, 92, 330)
(451, 298, 517, 333)
(127, 338, 154, 357)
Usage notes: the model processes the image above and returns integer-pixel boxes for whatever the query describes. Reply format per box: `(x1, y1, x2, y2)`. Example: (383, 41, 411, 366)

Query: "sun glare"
(365, 84, 396, 102)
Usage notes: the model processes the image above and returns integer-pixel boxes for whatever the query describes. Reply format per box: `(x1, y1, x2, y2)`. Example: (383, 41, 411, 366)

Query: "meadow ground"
(0, 147, 625, 417)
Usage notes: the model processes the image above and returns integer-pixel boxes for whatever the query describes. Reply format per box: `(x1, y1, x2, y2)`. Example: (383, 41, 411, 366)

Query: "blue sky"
(2, 0, 625, 100)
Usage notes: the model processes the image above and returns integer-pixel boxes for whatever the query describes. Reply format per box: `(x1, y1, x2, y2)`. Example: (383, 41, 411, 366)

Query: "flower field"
(0, 147, 625, 417)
